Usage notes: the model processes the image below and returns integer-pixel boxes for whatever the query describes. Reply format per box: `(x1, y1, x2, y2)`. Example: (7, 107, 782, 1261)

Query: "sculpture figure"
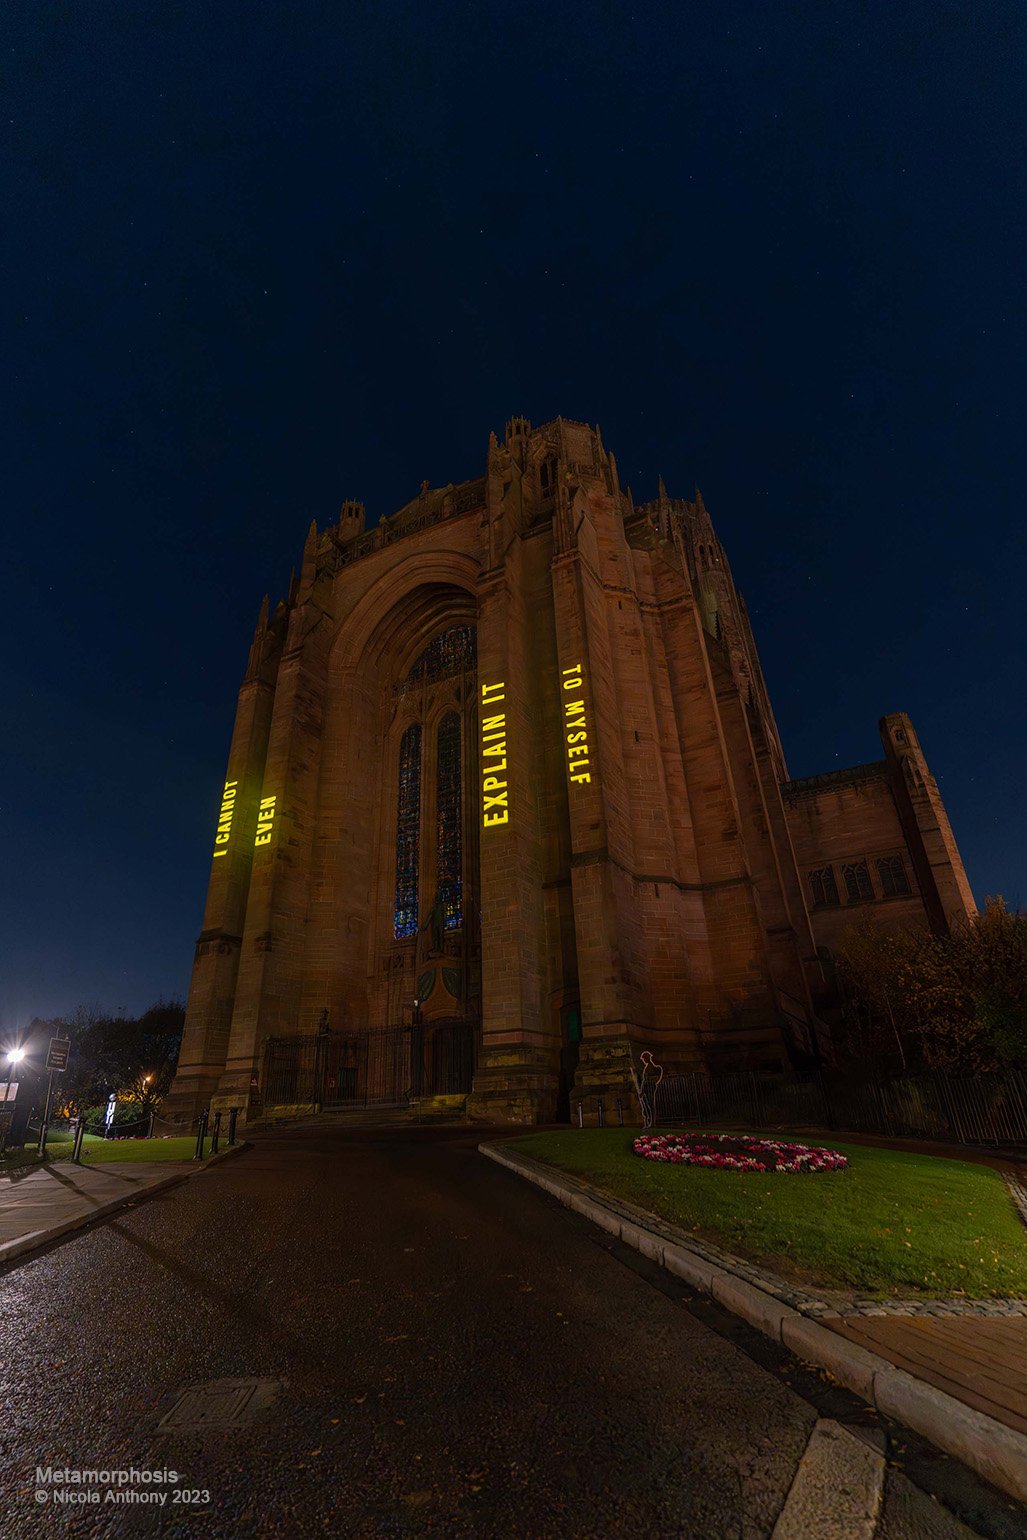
(629, 1050, 664, 1129)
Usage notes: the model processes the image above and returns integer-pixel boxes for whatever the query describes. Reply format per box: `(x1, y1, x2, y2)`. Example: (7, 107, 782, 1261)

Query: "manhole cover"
(155, 1378, 282, 1432)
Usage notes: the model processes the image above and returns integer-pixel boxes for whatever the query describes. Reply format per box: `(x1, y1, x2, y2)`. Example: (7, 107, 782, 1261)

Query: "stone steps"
(316, 1103, 413, 1126)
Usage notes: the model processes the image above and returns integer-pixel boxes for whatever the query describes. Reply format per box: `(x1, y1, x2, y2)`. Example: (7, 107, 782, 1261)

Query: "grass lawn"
(508, 1129, 1027, 1298)
(79, 1135, 197, 1163)
(1, 1134, 201, 1171)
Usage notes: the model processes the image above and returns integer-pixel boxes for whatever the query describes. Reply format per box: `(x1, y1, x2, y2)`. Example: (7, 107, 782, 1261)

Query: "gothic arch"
(327, 551, 481, 680)
(307, 557, 481, 1039)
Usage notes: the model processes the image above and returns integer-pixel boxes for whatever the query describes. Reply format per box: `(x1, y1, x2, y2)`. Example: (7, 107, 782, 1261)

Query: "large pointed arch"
(327, 551, 481, 681)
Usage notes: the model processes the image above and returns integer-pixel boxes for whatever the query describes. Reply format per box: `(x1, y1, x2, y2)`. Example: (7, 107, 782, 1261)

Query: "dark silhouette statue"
(419, 889, 446, 959)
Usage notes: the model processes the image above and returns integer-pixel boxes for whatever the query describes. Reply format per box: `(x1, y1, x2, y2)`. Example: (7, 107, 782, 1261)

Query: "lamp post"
(1, 1048, 25, 1155)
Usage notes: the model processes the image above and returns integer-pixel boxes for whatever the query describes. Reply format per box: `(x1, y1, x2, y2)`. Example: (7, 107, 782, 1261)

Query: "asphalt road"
(0, 1122, 1016, 1538)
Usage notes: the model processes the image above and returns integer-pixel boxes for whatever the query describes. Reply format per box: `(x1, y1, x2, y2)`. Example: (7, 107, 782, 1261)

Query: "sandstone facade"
(165, 417, 976, 1125)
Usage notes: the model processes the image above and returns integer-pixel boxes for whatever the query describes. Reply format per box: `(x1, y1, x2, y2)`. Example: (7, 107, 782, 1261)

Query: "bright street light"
(1, 1049, 25, 1148)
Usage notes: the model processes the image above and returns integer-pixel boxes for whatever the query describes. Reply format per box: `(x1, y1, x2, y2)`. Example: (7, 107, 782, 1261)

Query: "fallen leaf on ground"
(402, 1491, 433, 1508)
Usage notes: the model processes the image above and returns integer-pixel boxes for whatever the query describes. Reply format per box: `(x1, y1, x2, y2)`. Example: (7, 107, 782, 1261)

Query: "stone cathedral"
(165, 417, 976, 1126)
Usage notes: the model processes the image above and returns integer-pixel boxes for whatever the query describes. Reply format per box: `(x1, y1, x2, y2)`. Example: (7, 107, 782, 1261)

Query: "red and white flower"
(632, 1133, 848, 1173)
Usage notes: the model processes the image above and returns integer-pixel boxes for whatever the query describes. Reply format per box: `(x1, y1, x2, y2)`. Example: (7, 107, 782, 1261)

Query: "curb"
(196, 1138, 252, 1169)
(480, 1140, 1027, 1506)
(0, 1140, 252, 1271)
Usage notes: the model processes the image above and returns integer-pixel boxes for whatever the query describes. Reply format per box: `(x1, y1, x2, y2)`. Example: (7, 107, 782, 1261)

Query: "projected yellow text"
(480, 681, 509, 827)
(211, 780, 238, 859)
(561, 665, 591, 785)
(254, 795, 277, 847)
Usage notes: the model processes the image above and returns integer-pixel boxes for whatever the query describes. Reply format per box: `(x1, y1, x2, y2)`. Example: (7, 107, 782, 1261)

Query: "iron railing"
(643, 1067, 1027, 1148)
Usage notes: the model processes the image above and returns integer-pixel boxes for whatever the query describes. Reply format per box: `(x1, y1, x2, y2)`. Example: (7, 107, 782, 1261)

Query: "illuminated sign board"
(480, 681, 509, 827)
(254, 795, 277, 847)
(561, 664, 592, 785)
(211, 780, 238, 858)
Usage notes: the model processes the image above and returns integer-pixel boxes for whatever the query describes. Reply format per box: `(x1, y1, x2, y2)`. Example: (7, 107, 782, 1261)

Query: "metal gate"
(261, 1020, 479, 1112)
(320, 1028, 411, 1108)
(262, 1027, 412, 1111)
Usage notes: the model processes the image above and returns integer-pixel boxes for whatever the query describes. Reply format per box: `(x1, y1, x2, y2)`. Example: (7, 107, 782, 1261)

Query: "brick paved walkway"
(827, 1312, 1027, 1436)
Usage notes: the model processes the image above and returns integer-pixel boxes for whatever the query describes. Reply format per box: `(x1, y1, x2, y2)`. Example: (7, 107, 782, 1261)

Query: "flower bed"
(633, 1132, 848, 1173)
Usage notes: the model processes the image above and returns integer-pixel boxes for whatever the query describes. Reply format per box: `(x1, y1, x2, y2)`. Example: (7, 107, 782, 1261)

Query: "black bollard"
(71, 1116, 86, 1164)
(616, 1095, 624, 1127)
(193, 1110, 208, 1161)
(597, 1096, 605, 1128)
(210, 1110, 222, 1156)
(576, 1101, 583, 1129)
(228, 1107, 238, 1145)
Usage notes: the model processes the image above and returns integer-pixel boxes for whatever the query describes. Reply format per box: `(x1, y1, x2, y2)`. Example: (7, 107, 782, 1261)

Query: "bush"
(81, 1102, 151, 1136)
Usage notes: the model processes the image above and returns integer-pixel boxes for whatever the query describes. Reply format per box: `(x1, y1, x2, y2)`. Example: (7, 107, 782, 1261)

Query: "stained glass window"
(407, 625, 477, 685)
(436, 712, 462, 930)
(393, 723, 422, 939)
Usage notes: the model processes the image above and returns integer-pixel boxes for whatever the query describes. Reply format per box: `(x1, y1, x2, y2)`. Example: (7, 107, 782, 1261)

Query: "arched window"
(393, 723, 422, 938)
(407, 625, 476, 686)
(842, 860, 874, 904)
(436, 712, 463, 930)
(877, 854, 911, 897)
(808, 866, 839, 909)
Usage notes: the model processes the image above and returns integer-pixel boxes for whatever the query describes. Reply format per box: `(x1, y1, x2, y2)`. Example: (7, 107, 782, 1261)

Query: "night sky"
(3, 3, 1024, 1029)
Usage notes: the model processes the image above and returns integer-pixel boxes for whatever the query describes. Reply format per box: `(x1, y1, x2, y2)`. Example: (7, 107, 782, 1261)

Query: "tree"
(22, 1012, 103, 1119)
(833, 913, 913, 1072)
(835, 899, 1027, 1074)
(960, 899, 1027, 1069)
(56, 999, 185, 1114)
(92, 999, 185, 1109)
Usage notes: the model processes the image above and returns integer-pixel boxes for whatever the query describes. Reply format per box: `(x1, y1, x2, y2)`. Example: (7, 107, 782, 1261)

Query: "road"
(0, 1122, 1016, 1538)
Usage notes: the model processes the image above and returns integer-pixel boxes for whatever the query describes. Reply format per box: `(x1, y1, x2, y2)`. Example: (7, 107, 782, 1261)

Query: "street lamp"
(2, 1047, 25, 1105)
(1, 1049, 25, 1155)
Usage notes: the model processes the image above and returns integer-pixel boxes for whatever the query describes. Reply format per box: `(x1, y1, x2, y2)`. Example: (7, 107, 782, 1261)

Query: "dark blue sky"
(2, 2, 1024, 1027)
